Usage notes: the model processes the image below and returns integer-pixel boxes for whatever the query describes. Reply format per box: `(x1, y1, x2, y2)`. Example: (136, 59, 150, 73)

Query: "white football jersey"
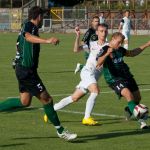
(120, 17, 131, 32)
(84, 41, 108, 72)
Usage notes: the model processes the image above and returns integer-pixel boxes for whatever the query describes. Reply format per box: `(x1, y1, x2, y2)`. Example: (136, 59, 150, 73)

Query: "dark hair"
(98, 23, 108, 29)
(125, 10, 130, 13)
(92, 15, 99, 21)
(28, 6, 44, 20)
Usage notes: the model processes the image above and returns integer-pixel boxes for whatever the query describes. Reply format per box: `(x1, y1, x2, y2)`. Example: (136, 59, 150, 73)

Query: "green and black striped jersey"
(82, 27, 98, 48)
(97, 45, 133, 84)
(16, 21, 40, 69)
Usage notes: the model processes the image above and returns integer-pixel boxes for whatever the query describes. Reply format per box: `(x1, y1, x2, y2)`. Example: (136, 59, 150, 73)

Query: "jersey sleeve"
(120, 19, 124, 25)
(82, 29, 90, 44)
(120, 47, 127, 56)
(96, 45, 109, 60)
(80, 44, 90, 53)
(22, 22, 33, 37)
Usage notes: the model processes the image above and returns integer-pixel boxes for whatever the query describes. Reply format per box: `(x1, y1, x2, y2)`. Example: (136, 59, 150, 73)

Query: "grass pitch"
(0, 32, 150, 150)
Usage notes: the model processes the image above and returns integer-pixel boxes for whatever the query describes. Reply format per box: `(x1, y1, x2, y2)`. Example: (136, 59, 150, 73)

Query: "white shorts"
(122, 31, 130, 40)
(76, 67, 103, 93)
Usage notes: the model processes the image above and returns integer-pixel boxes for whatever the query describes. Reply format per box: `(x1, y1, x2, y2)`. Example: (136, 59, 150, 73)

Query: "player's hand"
(47, 37, 59, 45)
(75, 26, 80, 36)
(106, 47, 113, 56)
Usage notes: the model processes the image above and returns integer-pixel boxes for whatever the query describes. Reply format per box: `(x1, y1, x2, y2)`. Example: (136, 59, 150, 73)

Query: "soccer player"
(74, 16, 99, 74)
(51, 24, 108, 125)
(0, 6, 77, 141)
(96, 32, 150, 129)
(118, 10, 135, 49)
(99, 12, 105, 24)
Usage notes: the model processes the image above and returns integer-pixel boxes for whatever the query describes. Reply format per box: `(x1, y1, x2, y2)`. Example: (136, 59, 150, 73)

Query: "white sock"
(124, 44, 128, 49)
(54, 96, 73, 111)
(84, 93, 98, 119)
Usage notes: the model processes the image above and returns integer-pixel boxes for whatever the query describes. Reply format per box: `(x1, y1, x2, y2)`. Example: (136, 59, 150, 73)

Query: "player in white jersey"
(118, 10, 135, 49)
(49, 24, 108, 126)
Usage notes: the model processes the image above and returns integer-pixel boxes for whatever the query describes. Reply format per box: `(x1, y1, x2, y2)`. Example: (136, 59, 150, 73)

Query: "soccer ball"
(133, 104, 149, 119)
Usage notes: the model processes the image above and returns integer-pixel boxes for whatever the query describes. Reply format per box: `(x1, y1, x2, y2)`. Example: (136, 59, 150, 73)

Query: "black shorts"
(15, 65, 46, 96)
(109, 78, 139, 97)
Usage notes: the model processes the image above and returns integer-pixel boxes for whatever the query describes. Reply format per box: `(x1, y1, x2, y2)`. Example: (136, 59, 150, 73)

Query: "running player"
(0, 6, 77, 141)
(118, 10, 135, 49)
(49, 24, 108, 125)
(74, 16, 99, 74)
(96, 32, 150, 129)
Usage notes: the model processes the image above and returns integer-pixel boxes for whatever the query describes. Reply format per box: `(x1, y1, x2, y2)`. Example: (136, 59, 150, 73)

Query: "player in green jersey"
(96, 32, 150, 129)
(0, 6, 77, 141)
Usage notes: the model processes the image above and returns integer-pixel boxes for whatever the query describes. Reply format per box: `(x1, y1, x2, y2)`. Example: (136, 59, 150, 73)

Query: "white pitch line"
(38, 107, 125, 118)
(58, 109, 125, 118)
(4, 88, 150, 99)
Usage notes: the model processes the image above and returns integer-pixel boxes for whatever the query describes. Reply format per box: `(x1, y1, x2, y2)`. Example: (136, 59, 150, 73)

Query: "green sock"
(128, 100, 137, 114)
(43, 103, 64, 134)
(0, 98, 24, 111)
(79, 64, 84, 70)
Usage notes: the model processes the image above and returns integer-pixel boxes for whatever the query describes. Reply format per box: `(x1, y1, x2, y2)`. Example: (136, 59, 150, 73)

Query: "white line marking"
(58, 109, 125, 118)
(38, 107, 125, 118)
(3, 88, 150, 99)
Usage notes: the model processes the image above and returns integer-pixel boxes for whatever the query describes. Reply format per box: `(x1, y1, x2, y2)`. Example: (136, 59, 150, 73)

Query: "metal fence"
(0, 8, 22, 31)
(42, 18, 150, 34)
(0, 8, 150, 35)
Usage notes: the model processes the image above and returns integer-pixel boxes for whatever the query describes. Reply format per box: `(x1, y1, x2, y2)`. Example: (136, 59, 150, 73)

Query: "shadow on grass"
(76, 127, 150, 143)
(11, 127, 150, 144)
(13, 136, 57, 140)
(0, 143, 26, 147)
(0, 107, 40, 114)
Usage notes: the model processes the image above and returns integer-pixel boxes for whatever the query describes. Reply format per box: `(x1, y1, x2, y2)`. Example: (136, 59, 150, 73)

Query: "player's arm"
(125, 41, 150, 57)
(73, 27, 89, 53)
(96, 47, 113, 68)
(25, 32, 59, 45)
(82, 29, 90, 45)
(118, 19, 124, 32)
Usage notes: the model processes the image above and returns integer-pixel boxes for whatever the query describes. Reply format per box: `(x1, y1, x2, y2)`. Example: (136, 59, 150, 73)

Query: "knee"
(21, 100, 31, 107)
(71, 96, 79, 102)
(39, 91, 53, 104)
(135, 95, 141, 103)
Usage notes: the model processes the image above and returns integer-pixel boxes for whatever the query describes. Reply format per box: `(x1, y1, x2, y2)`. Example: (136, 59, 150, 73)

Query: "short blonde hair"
(111, 32, 125, 41)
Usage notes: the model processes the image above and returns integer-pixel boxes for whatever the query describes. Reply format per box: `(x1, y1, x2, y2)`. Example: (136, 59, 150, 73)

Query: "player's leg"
(132, 90, 141, 104)
(82, 83, 99, 125)
(54, 88, 85, 111)
(0, 91, 32, 112)
(124, 78, 141, 119)
(74, 63, 84, 74)
(121, 88, 137, 112)
(20, 92, 32, 106)
(122, 31, 129, 49)
(74, 52, 89, 74)
(121, 88, 148, 129)
(110, 80, 136, 118)
(37, 90, 77, 141)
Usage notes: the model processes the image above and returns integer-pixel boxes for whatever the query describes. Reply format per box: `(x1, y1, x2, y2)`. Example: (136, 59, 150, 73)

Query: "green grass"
(0, 32, 150, 150)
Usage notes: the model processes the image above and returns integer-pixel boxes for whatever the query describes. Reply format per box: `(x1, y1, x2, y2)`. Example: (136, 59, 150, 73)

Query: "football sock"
(43, 102, 64, 134)
(84, 93, 98, 119)
(0, 98, 25, 111)
(54, 96, 73, 111)
(79, 64, 84, 71)
(124, 44, 128, 49)
(128, 100, 137, 114)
